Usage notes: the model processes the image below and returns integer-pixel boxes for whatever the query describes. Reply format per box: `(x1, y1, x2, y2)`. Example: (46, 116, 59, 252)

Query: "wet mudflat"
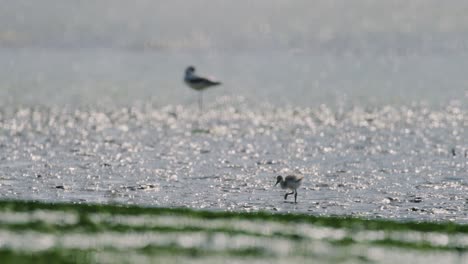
(0, 97, 466, 223)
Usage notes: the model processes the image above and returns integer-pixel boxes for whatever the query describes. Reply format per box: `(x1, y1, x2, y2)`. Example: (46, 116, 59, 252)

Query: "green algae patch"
(1, 199, 467, 234)
(0, 199, 468, 263)
(0, 249, 94, 264)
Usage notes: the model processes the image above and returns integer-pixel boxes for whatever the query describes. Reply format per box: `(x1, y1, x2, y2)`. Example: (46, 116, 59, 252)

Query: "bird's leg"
(198, 92, 203, 112)
(284, 191, 294, 200)
(294, 190, 298, 203)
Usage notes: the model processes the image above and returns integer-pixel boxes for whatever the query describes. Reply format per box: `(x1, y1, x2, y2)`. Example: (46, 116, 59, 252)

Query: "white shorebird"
(275, 175, 304, 203)
(184, 66, 221, 111)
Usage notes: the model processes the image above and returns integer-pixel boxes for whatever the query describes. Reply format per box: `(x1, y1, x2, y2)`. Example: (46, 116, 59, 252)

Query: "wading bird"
(184, 66, 221, 111)
(275, 175, 304, 203)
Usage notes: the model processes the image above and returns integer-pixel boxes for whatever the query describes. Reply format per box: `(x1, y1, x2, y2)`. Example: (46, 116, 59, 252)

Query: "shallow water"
(2, 1, 468, 107)
(1, 1, 468, 224)
(0, 98, 466, 222)
(1, 49, 468, 108)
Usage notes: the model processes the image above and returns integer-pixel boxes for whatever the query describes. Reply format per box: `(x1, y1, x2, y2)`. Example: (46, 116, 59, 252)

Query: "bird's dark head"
(186, 66, 195, 74)
(275, 175, 283, 186)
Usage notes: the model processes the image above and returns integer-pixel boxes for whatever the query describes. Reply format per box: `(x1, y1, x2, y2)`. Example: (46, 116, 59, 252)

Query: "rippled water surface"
(0, 98, 466, 222)
(1, 1, 468, 226)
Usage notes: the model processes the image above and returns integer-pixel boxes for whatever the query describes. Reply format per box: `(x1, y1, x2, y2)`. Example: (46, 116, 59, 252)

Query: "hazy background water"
(1, 0, 468, 107)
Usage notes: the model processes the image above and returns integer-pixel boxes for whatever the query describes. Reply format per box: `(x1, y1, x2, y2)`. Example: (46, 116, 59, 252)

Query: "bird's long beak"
(274, 179, 280, 186)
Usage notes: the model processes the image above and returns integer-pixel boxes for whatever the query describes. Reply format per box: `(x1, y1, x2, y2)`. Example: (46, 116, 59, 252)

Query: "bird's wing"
(285, 175, 304, 182)
(295, 176, 304, 182)
(188, 75, 221, 85)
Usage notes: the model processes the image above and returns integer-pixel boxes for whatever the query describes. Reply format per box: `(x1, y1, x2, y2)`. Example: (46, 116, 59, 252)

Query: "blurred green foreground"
(0, 200, 467, 264)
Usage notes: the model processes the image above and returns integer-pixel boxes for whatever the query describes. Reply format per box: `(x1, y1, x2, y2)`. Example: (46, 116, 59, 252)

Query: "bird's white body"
(278, 175, 303, 190)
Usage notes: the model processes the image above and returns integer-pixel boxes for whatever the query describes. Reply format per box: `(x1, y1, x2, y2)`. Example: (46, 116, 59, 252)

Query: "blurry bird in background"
(184, 66, 221, 111)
